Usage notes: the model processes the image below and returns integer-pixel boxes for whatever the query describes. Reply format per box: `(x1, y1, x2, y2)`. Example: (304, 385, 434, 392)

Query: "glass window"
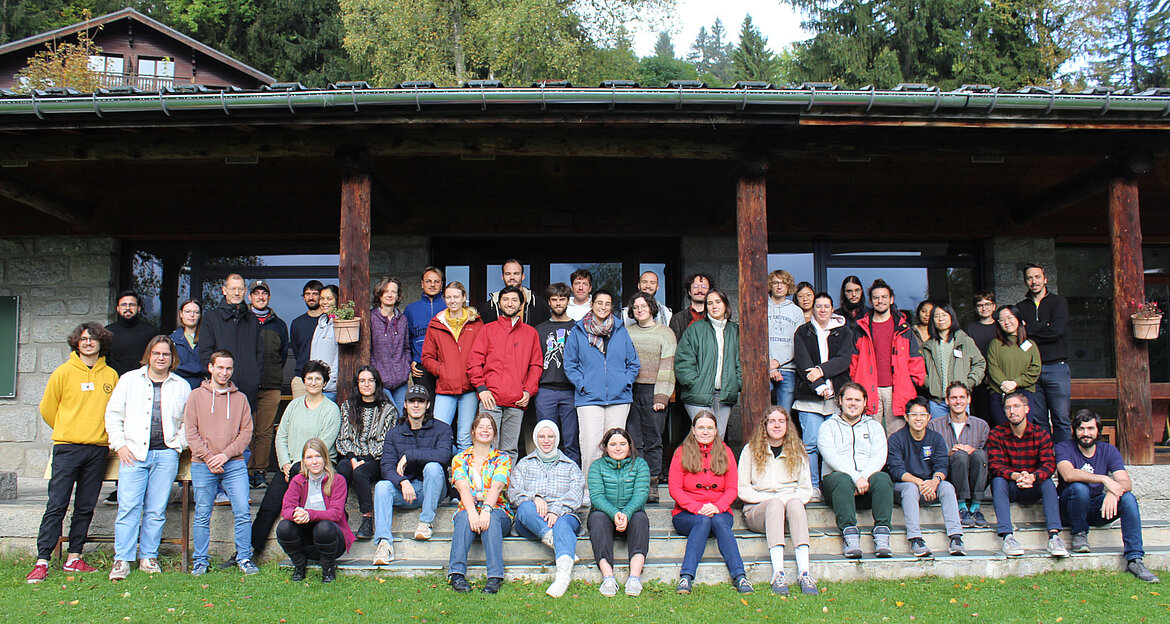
(445, 266, 470, 290)
(129, 251, 163, 327)
(638, 263, 667, 307)
(88, 54, 124, 74)
(1055, 246, 1114, 378)
(767, 253, 815, 288)
(486, 263, 531, 294)
(138, 57, 174, 78)
(826, 267, 929, 314)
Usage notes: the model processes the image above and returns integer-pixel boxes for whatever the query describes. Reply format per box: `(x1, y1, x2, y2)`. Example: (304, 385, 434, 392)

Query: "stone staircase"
(2, 478, 1166, 584)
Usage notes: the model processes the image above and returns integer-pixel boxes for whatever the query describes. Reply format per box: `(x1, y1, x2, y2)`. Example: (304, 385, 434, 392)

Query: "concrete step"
(304, 546, 1170, 584)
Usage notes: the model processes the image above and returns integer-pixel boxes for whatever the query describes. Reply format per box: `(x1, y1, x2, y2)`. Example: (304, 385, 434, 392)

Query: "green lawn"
(4, 554, 1167, 624)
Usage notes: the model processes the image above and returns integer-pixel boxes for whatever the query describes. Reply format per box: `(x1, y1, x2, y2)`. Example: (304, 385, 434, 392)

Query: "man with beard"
(1016, 264, 1072, 443)
(850, 279, 925, 435)
(482, 260, 551, 326)
(247, 280, 288, 488)
(198, 274, 263, 412)
(834, 276, 867, 329)
(668, 273, 713, 341)
(105, 291, 158, 376)
(1055, 409, 1159, 582)
(534, 283, 579, 463)
(467, 286, 543, 463)
(621, 270, 672, 326)
(289, 280, 324, 399)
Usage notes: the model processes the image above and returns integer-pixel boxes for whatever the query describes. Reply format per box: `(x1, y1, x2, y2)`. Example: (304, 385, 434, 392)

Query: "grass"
(3, 553, 1167, 624)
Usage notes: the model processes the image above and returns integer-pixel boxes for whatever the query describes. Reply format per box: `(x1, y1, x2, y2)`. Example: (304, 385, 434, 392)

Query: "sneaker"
(63, 557, 98, 573)
(910, 537, 932, 557)
(413, 522, 433, 541)
(959, 509, 975, 528)
(949, 535, 967, 556)
(624, 576, 643, 597)
(1047, 534, 1069, 558)
(26, 563, 49, 584)
(1127, 558, 1162, 583)
(482, 577, 503, 594)
(676, 575, 693, 594)
(808, 491, 822, 503)
(372, 539, 394, 565)
(139, 558, 162, 574)
(250, 472, 268, 489)
(733, 575, 754, 594)
(842, 526, 863, 559)
(599, 575, 619, 597)
(449, 573, 472, 592)
(798, 572, 819, 595)
(191, 561, 209, 576)
(1071, 532, 1091, 553)
(770, 571, 789, 595)
(540, 530, 556, 550)
(104, 490, 118, 506)
(1002, 534, 1025, 557)
(214, 492, 230, 506)
(238, 559, 260, 575)
(356, 517, 374, 541)
(971, 510, 990, 528)
(873, 526, 893, 558)
(109, 560, 130, 581)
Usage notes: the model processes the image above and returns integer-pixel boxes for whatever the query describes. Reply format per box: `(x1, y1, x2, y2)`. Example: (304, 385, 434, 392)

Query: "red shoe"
(62, 558, 98, 573)
(26, 563, 49, 584)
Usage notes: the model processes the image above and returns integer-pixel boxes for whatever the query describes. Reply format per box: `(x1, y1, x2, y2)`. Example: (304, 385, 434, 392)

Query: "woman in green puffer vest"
(587, 427, 651, 597)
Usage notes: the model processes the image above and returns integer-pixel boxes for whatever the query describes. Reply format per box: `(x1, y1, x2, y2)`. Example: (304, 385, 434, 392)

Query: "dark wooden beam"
(1011, 153, 1153, 225)
(338, 171, 372, 405)
(737, 152, 771, 439)
(0, 172, 92, 226)
(1110, 176, 1154, 464)
(336, 145, 406, 224)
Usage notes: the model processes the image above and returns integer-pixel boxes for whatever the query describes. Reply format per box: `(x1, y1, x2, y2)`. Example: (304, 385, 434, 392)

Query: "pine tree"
(731, 15, 779, 83)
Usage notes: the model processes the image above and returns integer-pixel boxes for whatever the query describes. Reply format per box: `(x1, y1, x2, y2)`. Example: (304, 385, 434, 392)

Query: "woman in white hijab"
(507, 419, 586, 597)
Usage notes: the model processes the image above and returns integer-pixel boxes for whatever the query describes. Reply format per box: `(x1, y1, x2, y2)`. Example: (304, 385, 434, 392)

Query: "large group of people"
(24, 261, 1162, 592)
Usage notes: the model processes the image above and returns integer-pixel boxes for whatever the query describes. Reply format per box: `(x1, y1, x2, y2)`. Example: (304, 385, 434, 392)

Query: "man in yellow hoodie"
(27, 322, 119, 584)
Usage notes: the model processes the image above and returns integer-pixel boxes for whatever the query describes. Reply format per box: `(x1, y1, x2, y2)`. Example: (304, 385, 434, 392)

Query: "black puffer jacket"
(197, 300, 264, 407)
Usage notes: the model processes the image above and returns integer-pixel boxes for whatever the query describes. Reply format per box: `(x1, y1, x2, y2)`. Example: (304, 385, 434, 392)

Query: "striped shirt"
(986, 420, 1055, 482)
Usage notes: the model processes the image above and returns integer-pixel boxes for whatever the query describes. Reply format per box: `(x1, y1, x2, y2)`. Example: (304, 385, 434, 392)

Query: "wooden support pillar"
(338, 172, 372, 406)
(736, 154, 770, 439)
(1109, 176, 1154, 464)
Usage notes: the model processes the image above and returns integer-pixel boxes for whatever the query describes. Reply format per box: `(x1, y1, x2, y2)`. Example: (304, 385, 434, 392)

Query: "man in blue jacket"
(888, 398, 966, 558)
(404, 267, 445, 402)
(371, 385, 453, 565)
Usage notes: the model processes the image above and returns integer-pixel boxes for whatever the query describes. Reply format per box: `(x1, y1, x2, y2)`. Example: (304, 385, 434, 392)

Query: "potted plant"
(332, 300, 361, 344)
(1131, 299, 1163, 340)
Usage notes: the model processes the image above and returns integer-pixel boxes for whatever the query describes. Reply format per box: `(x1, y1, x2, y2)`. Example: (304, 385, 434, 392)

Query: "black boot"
(356, 516, 374, 541)
(283, 547, 308, 582)
(319, 549, 338, 583)
(647, 477, 660, 504)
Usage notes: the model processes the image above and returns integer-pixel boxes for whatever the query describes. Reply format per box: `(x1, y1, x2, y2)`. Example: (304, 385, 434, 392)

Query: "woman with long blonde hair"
(739, 407, 817, 595)
(668, 411, 751, 594)
(277, 438, 354, 583)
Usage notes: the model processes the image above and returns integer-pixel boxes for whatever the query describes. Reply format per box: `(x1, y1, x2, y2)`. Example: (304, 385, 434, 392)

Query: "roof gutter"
(2, 87, 1169, 121)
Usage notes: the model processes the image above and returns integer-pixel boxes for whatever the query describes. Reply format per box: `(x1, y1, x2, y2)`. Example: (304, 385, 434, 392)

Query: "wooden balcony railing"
(97, 72, 185, 91)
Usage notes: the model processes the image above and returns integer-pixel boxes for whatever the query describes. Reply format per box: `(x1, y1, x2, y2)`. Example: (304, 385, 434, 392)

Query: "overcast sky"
(632, 0, 810, 58)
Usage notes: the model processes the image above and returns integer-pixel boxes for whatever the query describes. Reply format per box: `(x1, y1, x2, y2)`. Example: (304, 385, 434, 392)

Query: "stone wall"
(988, 236, 1057, 304)
(369, 235, 430, 302)
(0, 237, 117, 476)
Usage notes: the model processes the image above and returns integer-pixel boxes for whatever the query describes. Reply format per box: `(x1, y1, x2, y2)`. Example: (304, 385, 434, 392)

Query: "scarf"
(532, 419, 562, 464)
(582, 312, 615, 354)
(252, 307, 271, 322)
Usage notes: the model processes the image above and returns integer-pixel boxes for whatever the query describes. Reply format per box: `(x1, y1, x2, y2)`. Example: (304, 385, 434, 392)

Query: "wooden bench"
(47, 450, 193, 571)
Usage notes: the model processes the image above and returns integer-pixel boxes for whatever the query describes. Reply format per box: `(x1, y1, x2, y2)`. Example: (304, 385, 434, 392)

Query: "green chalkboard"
(0, 296, 17, 398)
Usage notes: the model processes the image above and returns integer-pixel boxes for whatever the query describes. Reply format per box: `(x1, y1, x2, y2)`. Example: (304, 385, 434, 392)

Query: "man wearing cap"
(371, 385, 454, 564)
(248, 280, 289, 488)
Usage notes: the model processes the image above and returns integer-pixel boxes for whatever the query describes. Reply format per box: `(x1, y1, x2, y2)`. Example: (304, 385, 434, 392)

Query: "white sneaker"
(109, 559, 130, 581)
(599, 575, 619, 597)
(372, 539, 394, 565)
(413, 522, 433, 541)
(625, 576, 644, 596)
(138, 558, 162, 574)
(540, 530, 556, 549)
(545, 555, 574, 598)
(1047, 534, 1069, 558)
(1002, 534, 1025, 557)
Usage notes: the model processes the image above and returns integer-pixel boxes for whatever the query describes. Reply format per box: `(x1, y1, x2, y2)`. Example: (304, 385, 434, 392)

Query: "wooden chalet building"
(0, 78, 1169, 477)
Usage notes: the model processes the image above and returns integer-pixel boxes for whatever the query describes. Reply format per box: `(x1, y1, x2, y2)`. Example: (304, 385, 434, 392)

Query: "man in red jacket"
(467, 286, 543, 463)
(850, 279, 925, 436)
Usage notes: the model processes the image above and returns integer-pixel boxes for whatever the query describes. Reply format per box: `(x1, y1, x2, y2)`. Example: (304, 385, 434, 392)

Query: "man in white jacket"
(818, 382, 894, 559)
(104, 335, 192, 580)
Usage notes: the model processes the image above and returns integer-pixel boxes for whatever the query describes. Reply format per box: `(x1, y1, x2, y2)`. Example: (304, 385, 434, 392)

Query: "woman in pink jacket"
(278, 438, 355, 583)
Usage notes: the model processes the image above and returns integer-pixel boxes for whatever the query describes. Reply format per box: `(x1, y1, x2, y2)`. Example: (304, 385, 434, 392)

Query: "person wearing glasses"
(198, 274, 264, 412)
(964, 291, 999, 426)
(668, 411, 752, 595)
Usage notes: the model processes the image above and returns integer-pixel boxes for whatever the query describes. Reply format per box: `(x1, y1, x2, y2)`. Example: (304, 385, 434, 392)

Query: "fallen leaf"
(950, 598, 958, 604)
(740, 598, 749, 606)
(69, 600, 79, 606)
(896, 601, 905, 607)
(1056, 618, 1063, 622)
(200, 584, 208, 589)
(377, 578, 385, 584)
(167, 608, 174, 613)
(355, 609, 364, 616)
(66, 576, 75, 581)
(203, 603, 214, 608)
(823, 606, 829, 613)
(122, 591, 131, 598)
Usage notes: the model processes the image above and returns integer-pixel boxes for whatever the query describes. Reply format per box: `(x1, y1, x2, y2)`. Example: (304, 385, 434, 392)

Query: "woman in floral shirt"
(447, 412, 512, 594)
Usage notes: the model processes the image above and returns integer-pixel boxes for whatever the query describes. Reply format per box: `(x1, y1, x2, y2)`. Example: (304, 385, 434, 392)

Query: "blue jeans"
(797, 410, 831, 488)
(672, 510, 744, 579)
(192, 459, 252, 565)
(114, 449, 180, 560)
(324, 391, 337, 402)
(991, 475, 1061, 536)
(928, 400, 950, 420)
(384, 384, 407, 417)
(1033, 361, 1072, 443)
(449, 507, 512, 578)
(372, 462, 446, 543)
(433, 392, 479, 452)
(534, 387, 580, 465)
(771, 372, 796, 414)
(1060, 482, 1145, 561)
(514, 500, 580, 560)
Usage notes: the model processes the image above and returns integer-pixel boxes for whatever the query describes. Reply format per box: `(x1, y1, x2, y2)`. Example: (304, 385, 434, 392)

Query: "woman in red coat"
(668, 411, 752, 595)
(421, 281, 485, 452)
(278, 438, 355, 583)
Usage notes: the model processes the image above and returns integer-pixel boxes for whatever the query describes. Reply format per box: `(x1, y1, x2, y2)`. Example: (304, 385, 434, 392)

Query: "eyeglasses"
(78, 336, 98, 343)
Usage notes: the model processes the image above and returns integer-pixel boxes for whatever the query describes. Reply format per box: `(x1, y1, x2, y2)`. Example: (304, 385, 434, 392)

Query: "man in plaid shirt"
(986, 392, 1069, 558)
